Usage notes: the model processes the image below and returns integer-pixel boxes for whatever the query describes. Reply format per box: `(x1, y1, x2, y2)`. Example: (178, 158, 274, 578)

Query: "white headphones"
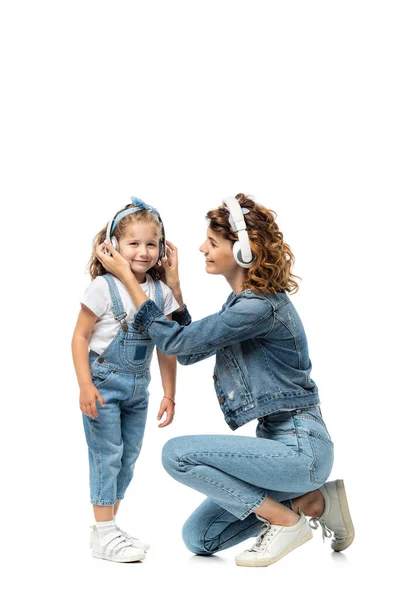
(105, 197, 166, 259)
(223, 196, 256, 268)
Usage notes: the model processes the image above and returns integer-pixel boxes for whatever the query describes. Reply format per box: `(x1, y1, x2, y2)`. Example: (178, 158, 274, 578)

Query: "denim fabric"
(82, 274, 163, 505)
(135, 290, 319, 429)
(162, 406, 334, 554)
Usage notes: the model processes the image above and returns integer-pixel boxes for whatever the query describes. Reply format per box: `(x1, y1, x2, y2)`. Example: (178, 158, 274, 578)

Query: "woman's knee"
(181, 514, 214, 555)
(161, 437, 184, 476)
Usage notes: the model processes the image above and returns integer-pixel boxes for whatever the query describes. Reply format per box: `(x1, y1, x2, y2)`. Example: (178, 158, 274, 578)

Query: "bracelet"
(163, 395, 175, 404)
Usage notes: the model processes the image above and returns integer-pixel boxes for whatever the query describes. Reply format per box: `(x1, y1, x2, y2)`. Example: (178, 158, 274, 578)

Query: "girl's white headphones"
(223, 196, 256, 268)
(105, 197, 166, 259)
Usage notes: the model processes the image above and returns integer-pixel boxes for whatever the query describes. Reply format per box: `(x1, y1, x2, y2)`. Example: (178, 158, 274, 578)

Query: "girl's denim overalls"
(82, 274, 163, 506)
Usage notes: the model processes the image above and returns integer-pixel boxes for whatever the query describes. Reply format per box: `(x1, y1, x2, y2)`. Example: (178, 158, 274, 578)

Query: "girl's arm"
(71, 305, 105, 418)
(156, 315, 176, 427)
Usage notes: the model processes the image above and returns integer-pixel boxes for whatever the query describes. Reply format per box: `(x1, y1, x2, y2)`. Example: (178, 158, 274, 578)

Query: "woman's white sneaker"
(235, 511, 312, 567)
(90, 525, 146, 563)
(309, 479, 355, 551)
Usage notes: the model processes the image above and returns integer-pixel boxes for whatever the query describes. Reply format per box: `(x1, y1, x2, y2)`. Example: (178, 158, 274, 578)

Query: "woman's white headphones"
(223, 196, 256, 268)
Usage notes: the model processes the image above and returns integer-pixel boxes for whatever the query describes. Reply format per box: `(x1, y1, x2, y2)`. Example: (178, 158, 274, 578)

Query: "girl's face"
(118, 222, 160, 283)
(200, 227, 240, 277)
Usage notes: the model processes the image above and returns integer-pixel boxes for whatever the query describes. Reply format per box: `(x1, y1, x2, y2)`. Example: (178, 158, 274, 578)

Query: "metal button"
(228, 420, 237, 430)
(138, 325, 145, 331)
(218, 396, 225, 404)
(98, 357, 105, 364)
(121, 324, 128, 331)
(120, 340, 124, 345)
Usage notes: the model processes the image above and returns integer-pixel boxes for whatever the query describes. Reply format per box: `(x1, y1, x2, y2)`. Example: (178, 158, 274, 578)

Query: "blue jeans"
(162, 406, 334, 554)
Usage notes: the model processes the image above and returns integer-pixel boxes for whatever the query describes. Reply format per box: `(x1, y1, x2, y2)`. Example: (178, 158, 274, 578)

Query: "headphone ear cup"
(159, 239, 165, 260)
(111, 236, 119, 251)
(233, 241, 255, 268)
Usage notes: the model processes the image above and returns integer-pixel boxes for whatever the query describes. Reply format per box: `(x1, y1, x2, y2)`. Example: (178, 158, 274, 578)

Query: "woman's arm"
(95, 241, 273, 360)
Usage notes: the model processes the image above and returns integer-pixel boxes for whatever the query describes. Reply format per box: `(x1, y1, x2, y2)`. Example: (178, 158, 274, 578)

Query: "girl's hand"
(155, 241, 180, 291)
(79, 383, 105, 418)
(95, 242, 133, 283)
(157, 396, 175, 428)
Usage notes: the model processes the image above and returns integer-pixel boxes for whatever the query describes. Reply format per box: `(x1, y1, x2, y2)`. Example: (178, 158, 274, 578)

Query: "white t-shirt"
(81, 274, 179, 354)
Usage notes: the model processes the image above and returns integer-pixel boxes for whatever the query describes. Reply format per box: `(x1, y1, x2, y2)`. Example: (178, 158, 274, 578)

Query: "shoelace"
(309, 518, 334, 543)
(249, 521, 280, 552)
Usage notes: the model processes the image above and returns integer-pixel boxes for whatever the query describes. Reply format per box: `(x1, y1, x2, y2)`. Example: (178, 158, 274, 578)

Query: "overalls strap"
(103, 274, 128, 323)
(153, 279, 164, 312)
(103, 274, 164, 323)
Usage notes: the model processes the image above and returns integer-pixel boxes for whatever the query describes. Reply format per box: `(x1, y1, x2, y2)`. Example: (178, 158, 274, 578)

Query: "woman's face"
(200, 227, 239, 277)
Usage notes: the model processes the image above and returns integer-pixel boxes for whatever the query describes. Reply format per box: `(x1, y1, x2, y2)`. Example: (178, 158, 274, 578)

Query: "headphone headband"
(223, 196, 254, 265)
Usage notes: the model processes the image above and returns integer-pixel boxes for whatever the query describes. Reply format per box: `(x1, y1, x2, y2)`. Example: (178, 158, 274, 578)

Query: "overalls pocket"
(119, 337, 151, 369)
(91, 367, 117, 390)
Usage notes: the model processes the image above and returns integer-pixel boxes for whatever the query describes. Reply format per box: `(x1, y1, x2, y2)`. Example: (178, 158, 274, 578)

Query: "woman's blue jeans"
(162, 406, 334, 554)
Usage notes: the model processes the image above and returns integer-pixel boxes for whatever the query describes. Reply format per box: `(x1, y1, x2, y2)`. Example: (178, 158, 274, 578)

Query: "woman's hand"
(79, 383, 105, 418)
(95, 241, 133, 283)
(156, 241, 180, 290)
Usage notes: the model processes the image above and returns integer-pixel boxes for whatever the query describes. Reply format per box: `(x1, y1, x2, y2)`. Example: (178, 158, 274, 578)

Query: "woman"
(95, 194, 354, 567)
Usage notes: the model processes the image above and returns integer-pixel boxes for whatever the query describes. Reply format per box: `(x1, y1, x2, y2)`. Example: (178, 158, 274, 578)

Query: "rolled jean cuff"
(238, 491, 268, 520)
(238, 494, 293, 520)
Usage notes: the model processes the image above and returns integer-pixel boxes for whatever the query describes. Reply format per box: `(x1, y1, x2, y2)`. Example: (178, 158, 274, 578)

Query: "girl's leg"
(82, 399, 123, 509)
(93, 505, 114, 522)
(116, 392, 149, 501)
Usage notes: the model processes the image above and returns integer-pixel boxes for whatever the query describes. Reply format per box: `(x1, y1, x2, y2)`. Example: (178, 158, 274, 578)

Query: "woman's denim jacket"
(132, 289, 319, 431)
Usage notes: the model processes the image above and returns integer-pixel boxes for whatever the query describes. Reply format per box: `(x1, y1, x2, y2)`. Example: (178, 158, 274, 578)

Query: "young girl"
(72, 197, 180, 563)
(95, 194, 355, 568)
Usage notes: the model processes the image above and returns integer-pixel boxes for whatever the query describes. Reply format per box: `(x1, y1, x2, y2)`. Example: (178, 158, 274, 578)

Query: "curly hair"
(87, 205, 162, 281)
(206, 194, 300, 295)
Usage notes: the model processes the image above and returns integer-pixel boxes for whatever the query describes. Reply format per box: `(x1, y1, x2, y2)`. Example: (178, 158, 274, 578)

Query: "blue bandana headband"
(110, 196, 161, 235)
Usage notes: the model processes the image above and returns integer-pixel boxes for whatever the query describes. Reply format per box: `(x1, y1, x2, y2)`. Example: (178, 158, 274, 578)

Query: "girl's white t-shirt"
(81, 274, 179, 355)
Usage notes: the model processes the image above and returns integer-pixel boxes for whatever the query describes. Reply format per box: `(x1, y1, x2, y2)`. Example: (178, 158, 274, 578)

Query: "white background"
(1, 1, 398, 598)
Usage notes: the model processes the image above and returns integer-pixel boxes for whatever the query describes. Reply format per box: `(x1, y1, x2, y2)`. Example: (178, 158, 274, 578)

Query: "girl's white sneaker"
(115, 526, 150, 552)
(90, 525, 146, 563)
(235, 512, 312, 567)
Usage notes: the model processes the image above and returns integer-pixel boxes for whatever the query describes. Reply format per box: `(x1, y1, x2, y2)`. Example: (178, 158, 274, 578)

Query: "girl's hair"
(88, 205, 162, 281)
(206, 194, 300, 295)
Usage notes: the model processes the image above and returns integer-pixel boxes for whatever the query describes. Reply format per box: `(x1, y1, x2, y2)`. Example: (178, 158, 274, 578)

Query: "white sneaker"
(90, 525, 146, 563)
(115, 526, 150, 552)
(235, 511, 312, 567)
(309, 479, 355, 551)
